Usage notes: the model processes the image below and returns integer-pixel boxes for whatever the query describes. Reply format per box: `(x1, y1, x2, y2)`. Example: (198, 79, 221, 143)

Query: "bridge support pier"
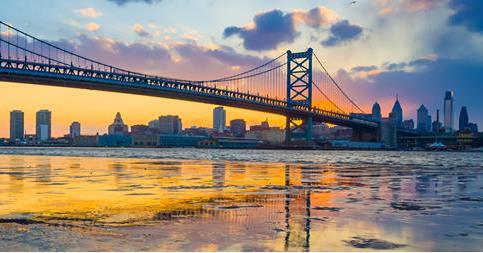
(285, 115, 313, 142)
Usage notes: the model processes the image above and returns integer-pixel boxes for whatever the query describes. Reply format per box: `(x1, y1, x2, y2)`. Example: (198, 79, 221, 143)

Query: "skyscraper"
(70, 121, 81, 138)
(230, 119, 246, 137)
(372, 102, 381, 122)
(36, 109, 52, 141)
(432, 109, 442, 132)
(213, 106, 226, 132)
(391, 95, 403, 126)
(158, 115, 182, 135)
(10, 110, 24, 141)
(108, 112, 129, 135)
(417, 105, 429, 132)
(459, 106, 469, 132)
(444, 90, 454, 132)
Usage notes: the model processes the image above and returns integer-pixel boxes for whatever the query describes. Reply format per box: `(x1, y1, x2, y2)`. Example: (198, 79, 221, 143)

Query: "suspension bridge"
(0, 20, 400, 142)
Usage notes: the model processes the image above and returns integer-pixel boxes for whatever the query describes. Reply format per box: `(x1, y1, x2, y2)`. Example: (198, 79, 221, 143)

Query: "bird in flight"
(350, 1, 357, 5)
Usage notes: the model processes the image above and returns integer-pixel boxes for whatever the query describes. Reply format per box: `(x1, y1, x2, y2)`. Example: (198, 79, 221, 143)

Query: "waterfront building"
(246, 127, 285, 145)
(108, 112, 129, 135)
(230, 119, 246, 137)
(69, 122, 81, 138)
(459, 106, 469, 131)
(10, 110, 24, 141)
(132, 134, 159, 147)
(158, 115, 182, 135)
(98, 134, 132, 147)
(417, 105, 429, 132)
(213, 107, 226, 132)
(159, 134, 205, 147)
(36, 110, 52, 141)
(372, 102, 382, 122)
(198, 137, 262, 149)
(73, 135, 98, 147)
(403, 119, 414, 130)
(444, 90, 454, 132)
(391, 95, 403, 127)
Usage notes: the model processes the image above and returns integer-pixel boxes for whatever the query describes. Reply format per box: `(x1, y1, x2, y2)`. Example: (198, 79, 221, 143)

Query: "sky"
(0, 0, 482, 137)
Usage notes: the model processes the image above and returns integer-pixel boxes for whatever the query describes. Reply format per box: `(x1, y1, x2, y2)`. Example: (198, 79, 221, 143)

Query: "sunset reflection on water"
(0, 150, 482, 251)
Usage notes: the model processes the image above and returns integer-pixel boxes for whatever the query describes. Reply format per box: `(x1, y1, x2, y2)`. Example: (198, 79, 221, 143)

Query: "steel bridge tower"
(286, 48, 313, 142)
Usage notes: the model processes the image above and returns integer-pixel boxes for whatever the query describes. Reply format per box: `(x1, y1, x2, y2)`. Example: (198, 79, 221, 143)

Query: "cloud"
(85, 22, 100, 31)
(448, 0, 483, 34)
(46, 34, 269, 81)
(292, 7, 339, 28)
(321, 20, 363, 47)
(75, 7, 102, 18)
(133, 23, 150, 37)
(401, 0, 441, 12)
(223, 6, 342, 51)
(223, 9, 298, 51)
(106, 0, 162, 6)
(377, 0, 442, 15)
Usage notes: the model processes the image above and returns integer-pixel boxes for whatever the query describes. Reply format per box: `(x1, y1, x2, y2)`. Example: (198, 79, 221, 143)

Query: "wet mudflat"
(0, 147, 482, 251)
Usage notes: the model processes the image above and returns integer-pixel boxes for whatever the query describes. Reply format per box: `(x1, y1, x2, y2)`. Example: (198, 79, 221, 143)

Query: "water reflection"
(0, 151, 482, 251)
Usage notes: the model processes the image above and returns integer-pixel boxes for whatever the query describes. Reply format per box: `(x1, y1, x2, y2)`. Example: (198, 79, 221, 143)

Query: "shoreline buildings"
(10, 110, 24, 141)
(36, 110, 52, 141)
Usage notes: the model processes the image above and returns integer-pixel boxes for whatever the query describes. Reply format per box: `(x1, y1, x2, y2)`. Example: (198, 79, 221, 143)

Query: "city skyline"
(0, 0, 482, 137)
(6, 89, 479, 141)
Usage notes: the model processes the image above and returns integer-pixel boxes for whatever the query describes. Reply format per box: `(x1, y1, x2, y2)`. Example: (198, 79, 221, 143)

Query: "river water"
(0, 147, 482, 251)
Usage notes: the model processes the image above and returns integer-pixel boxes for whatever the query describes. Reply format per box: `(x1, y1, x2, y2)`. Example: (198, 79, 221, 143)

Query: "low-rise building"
(159, 134, 205, 147)
(132, 134, 159, 147)
(98, 134, 132, 147)
(73, 135, 99, 147)
(246, 128, 285, 144)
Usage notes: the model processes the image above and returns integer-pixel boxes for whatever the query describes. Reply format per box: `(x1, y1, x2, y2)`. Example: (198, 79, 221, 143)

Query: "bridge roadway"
(0, 58, 380, 130)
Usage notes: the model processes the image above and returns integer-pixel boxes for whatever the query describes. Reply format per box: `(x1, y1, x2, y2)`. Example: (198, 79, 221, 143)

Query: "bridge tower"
(285, 48, 313, 142)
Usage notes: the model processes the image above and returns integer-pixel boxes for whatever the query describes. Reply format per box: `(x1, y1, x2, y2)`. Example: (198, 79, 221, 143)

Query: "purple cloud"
(223, 9, 298, 51)
(321, 20, 363, 47)
(223, 7, 340, 51)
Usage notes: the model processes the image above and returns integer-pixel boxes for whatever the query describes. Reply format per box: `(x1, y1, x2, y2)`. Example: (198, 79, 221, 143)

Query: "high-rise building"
(230, 119, 246, 137)
(158, 115, 182, 135)
(403, 119, 414, 130)
(10, 110, 24, 141)
(108, 112, 129, 135)
(444, 90, 454, 132)
(372, 102, 382, 122)
(417, 105, 429, 132)
(459, 106, 469, 132)
(391, 95, 403, 127)
(432, 109, 442, 132)
(69, 121, 81, 138)
(36, 110, 52, 141)
(213, 106, 226, 132)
